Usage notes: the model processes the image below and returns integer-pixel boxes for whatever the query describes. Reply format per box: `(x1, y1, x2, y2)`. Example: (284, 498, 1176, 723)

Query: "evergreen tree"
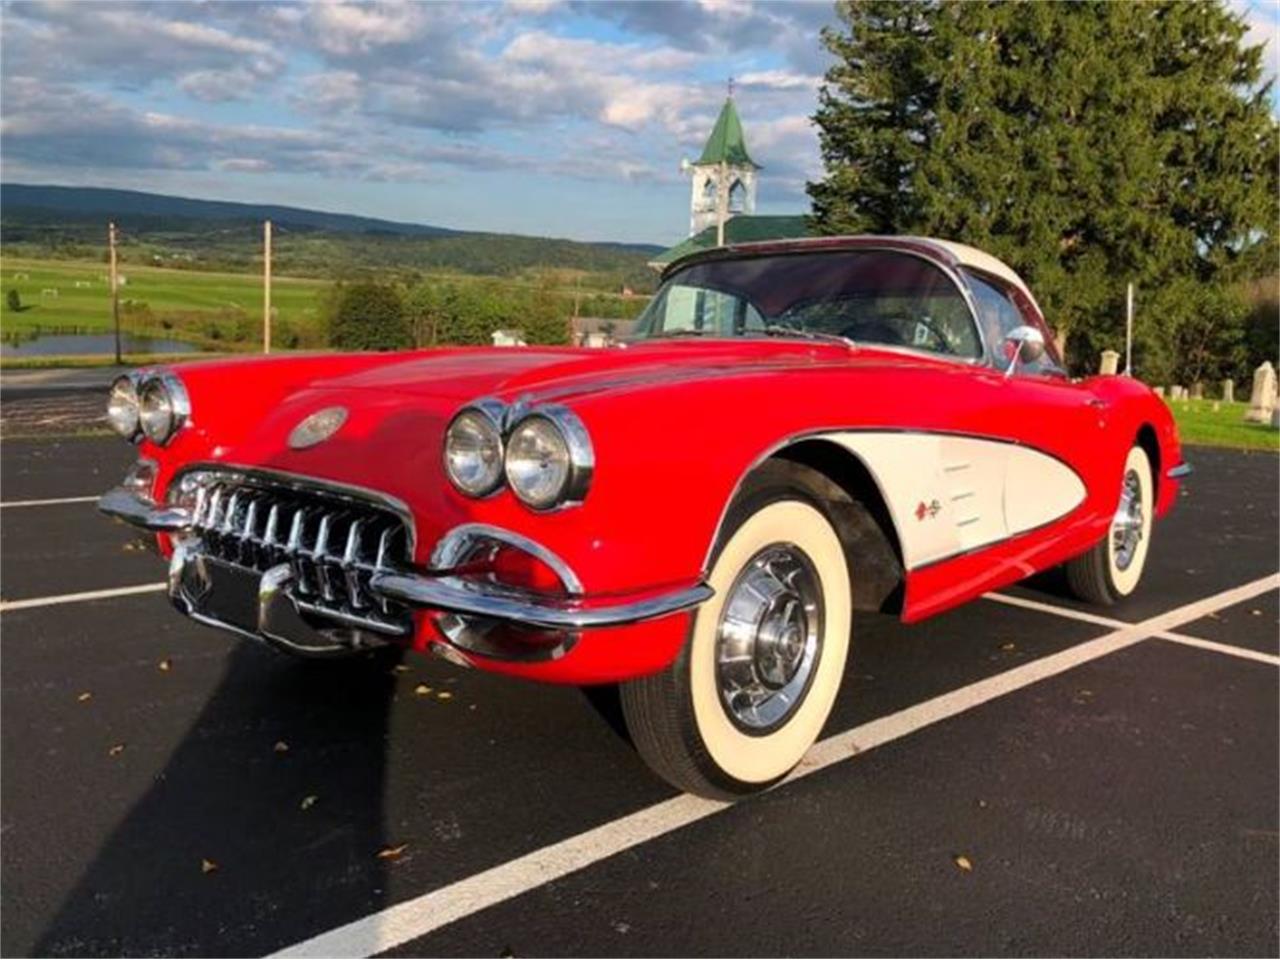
(808, 0, 1278, 383)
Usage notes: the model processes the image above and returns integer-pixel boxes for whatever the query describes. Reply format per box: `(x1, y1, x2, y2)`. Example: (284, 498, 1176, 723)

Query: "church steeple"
(696, 96, 760, 169)
(687, 88, 760, 241)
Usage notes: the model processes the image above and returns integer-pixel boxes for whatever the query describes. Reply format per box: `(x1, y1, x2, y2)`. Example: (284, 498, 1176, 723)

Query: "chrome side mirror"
(1003, 325, 1046, 377)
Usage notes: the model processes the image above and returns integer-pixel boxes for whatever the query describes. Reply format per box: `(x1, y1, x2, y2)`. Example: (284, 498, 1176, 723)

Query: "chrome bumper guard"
(102, 486, 713, 650)
(98, 486, 193, 532)
(1167, 462, 1192, 480)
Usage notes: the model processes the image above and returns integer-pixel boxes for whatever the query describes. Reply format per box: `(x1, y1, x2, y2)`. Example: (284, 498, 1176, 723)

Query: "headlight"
(444, 403, 505, 497)
(106, 374, 140, 440)
(137, 373, 190, 445)
(504, 406, 593, 510)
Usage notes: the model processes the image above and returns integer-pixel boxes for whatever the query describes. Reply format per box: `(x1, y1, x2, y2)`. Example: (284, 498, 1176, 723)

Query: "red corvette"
(99, 236, 1187, 799)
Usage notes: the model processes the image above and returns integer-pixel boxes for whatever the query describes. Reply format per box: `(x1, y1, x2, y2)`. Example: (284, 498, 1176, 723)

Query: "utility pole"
(108, 222, 121, 365)
(1124, 282, 1134, 376)
(263, 219, 273, 354)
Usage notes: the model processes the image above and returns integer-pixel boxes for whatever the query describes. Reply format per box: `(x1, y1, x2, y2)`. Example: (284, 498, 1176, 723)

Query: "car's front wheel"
(620, 469, 851, 800)
(1064, 444, 1154, 605)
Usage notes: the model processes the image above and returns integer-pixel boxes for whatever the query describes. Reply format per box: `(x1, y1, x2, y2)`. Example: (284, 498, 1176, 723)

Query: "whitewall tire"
(1065, 445, 1154, 605)
(621, 465, 852, 799)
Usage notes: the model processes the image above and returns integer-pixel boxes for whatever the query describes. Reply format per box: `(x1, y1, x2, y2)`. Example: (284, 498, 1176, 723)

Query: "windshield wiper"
(647, 329, 715, 339)
(761, 324, 855, 348)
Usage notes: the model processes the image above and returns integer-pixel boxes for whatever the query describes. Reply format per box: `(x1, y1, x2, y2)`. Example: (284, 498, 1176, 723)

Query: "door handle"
(1085, 398, 1109, 410)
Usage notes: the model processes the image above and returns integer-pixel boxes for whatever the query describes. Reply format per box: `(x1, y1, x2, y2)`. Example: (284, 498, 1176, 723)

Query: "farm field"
(1, 255, 326, 345)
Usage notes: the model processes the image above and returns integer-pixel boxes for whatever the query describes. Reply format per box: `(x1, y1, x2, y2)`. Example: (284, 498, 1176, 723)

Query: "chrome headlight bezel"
(137, 371, 190, 446)
(106, 373, 142, 442)
(503, 405, 594, 511)
(443, 399, 507, 498)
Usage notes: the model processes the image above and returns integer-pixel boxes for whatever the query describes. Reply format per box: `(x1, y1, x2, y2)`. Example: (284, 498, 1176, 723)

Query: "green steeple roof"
(696, 98, 760, 168)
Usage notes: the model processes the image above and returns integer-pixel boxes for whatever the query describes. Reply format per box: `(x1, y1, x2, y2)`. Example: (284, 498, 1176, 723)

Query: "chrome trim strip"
(429, 522, 585, 595)
(369, 571, 713, 630)
(1167, 462, 1192, 480)
(98, 487, 193, 532)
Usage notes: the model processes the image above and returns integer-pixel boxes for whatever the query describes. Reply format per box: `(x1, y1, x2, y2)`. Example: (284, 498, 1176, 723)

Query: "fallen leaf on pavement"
(201, 858, 219, 874)
(77, 692, 92, 703)
(108, 744, 125, 757)
(953, 854, 973, 872)
(414, 684, 432, 696)
(999, 642, 1016, 652)
(300, 795, 318, 810)
(436, 691, 453, 701)
(376, 843, 408, 860)
(273, 740, 289, 753)
(158, 658, 172, 672)
(392, 664, 412, 674)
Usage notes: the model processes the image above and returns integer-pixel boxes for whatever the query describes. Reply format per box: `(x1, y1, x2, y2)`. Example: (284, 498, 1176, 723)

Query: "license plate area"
(181, 555, 262, 634)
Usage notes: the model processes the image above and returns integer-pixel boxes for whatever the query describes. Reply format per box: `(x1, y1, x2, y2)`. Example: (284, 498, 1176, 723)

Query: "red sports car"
(99, 236, 1187, 799)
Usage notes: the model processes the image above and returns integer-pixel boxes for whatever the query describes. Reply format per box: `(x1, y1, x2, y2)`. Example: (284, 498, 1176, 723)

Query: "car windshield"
(634, 249, 983, 359)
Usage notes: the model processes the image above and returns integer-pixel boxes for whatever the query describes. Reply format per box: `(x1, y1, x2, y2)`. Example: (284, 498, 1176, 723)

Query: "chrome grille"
(180, 469, 412, 632)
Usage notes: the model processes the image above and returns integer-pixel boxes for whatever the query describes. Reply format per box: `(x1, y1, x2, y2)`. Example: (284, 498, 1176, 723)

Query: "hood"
(310, 340, 862, 405)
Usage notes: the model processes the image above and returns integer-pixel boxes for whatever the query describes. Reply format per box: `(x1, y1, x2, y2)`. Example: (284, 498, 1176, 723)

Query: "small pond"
(0, 332, 204, 357)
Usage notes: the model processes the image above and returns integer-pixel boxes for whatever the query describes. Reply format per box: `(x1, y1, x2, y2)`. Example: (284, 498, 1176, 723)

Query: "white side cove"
(826, 432, 1086, 569)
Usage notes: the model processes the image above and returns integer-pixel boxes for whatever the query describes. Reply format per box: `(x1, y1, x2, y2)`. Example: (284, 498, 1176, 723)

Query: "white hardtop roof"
(912, 237, 1044, 317)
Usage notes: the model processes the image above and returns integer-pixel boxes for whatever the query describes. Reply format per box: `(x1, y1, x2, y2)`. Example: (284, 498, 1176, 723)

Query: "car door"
(961, 268, 1112, 534)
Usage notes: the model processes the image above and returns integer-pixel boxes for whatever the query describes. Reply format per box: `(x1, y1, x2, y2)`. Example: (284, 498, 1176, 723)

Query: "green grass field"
(1168, 397, 1279, 452)
(1, 256, 327, 346)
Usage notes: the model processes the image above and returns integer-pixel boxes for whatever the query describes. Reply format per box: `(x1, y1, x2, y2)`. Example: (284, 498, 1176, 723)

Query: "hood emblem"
(288, 406, 348, 449)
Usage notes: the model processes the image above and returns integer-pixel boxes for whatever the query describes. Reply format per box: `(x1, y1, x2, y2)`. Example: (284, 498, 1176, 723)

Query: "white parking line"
(0, 495, 99, 509)
(270, 572, 1280, 959)
(0, 582, 167, 612)
(986, 589, 1280, 666)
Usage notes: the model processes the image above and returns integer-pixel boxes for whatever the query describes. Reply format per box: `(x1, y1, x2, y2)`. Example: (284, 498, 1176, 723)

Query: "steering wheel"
(839, 314, 954, 354)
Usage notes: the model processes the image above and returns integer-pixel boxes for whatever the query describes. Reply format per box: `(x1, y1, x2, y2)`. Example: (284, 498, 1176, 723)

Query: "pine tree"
(808, 0, 1278, 383)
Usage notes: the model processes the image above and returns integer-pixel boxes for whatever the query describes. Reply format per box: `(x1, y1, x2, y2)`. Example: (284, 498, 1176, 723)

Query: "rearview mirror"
(1003, 325, 1045, 377)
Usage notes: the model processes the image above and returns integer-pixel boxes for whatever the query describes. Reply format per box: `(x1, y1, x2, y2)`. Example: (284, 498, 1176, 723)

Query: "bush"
(328, 282, 411, 350)
(6, 289, 20, 312)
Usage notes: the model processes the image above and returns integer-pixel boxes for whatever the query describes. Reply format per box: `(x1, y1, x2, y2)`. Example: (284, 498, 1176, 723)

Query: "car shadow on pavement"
(33, 643, 402, 958)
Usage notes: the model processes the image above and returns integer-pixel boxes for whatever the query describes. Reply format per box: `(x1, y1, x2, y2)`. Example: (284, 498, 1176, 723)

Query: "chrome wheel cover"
(715, 543, 824, 734)
(1112, 467, 1145, 572)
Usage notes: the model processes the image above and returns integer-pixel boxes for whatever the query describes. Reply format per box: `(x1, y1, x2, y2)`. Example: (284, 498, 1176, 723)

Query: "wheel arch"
(709, 437, 907, 614)
(1135, 422, 1161, 501)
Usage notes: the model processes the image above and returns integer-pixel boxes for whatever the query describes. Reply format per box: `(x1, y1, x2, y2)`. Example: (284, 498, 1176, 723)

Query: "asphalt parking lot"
(1, 434, 1276, 958)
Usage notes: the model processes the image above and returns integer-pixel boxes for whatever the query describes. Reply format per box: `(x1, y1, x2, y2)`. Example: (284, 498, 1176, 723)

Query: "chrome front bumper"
(100, 486, 712, 650)
(370, 571, 713, 630)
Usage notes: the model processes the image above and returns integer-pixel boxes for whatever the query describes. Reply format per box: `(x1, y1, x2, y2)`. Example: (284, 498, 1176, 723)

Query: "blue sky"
(1, 1, 1275, 246)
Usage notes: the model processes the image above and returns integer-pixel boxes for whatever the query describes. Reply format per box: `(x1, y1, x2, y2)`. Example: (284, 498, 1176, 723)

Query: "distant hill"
(0, 183, 664, 288)
(1, 183, 464, 237)
(1, 183, 663, 255)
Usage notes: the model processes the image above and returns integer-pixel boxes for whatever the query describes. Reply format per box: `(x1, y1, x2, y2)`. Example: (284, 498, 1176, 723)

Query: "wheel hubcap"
(1112, 468, 1144, 571)
(715, 544, 823, 733)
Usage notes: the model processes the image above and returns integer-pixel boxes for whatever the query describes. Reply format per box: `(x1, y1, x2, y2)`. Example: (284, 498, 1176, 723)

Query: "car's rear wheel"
(1064, 445, 1154, 605)
(620, 466, 851, 800)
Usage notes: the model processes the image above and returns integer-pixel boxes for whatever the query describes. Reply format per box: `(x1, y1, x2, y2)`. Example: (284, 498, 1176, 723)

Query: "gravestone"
(1190, 382, 1204, 399)
(1153, 386, 1165, 397)
(1245, 362, 1277, 423)
(1099, 350, 1120, 375)
(1171, 385, 1186, 400)
(1222, 379, 1234, 403)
